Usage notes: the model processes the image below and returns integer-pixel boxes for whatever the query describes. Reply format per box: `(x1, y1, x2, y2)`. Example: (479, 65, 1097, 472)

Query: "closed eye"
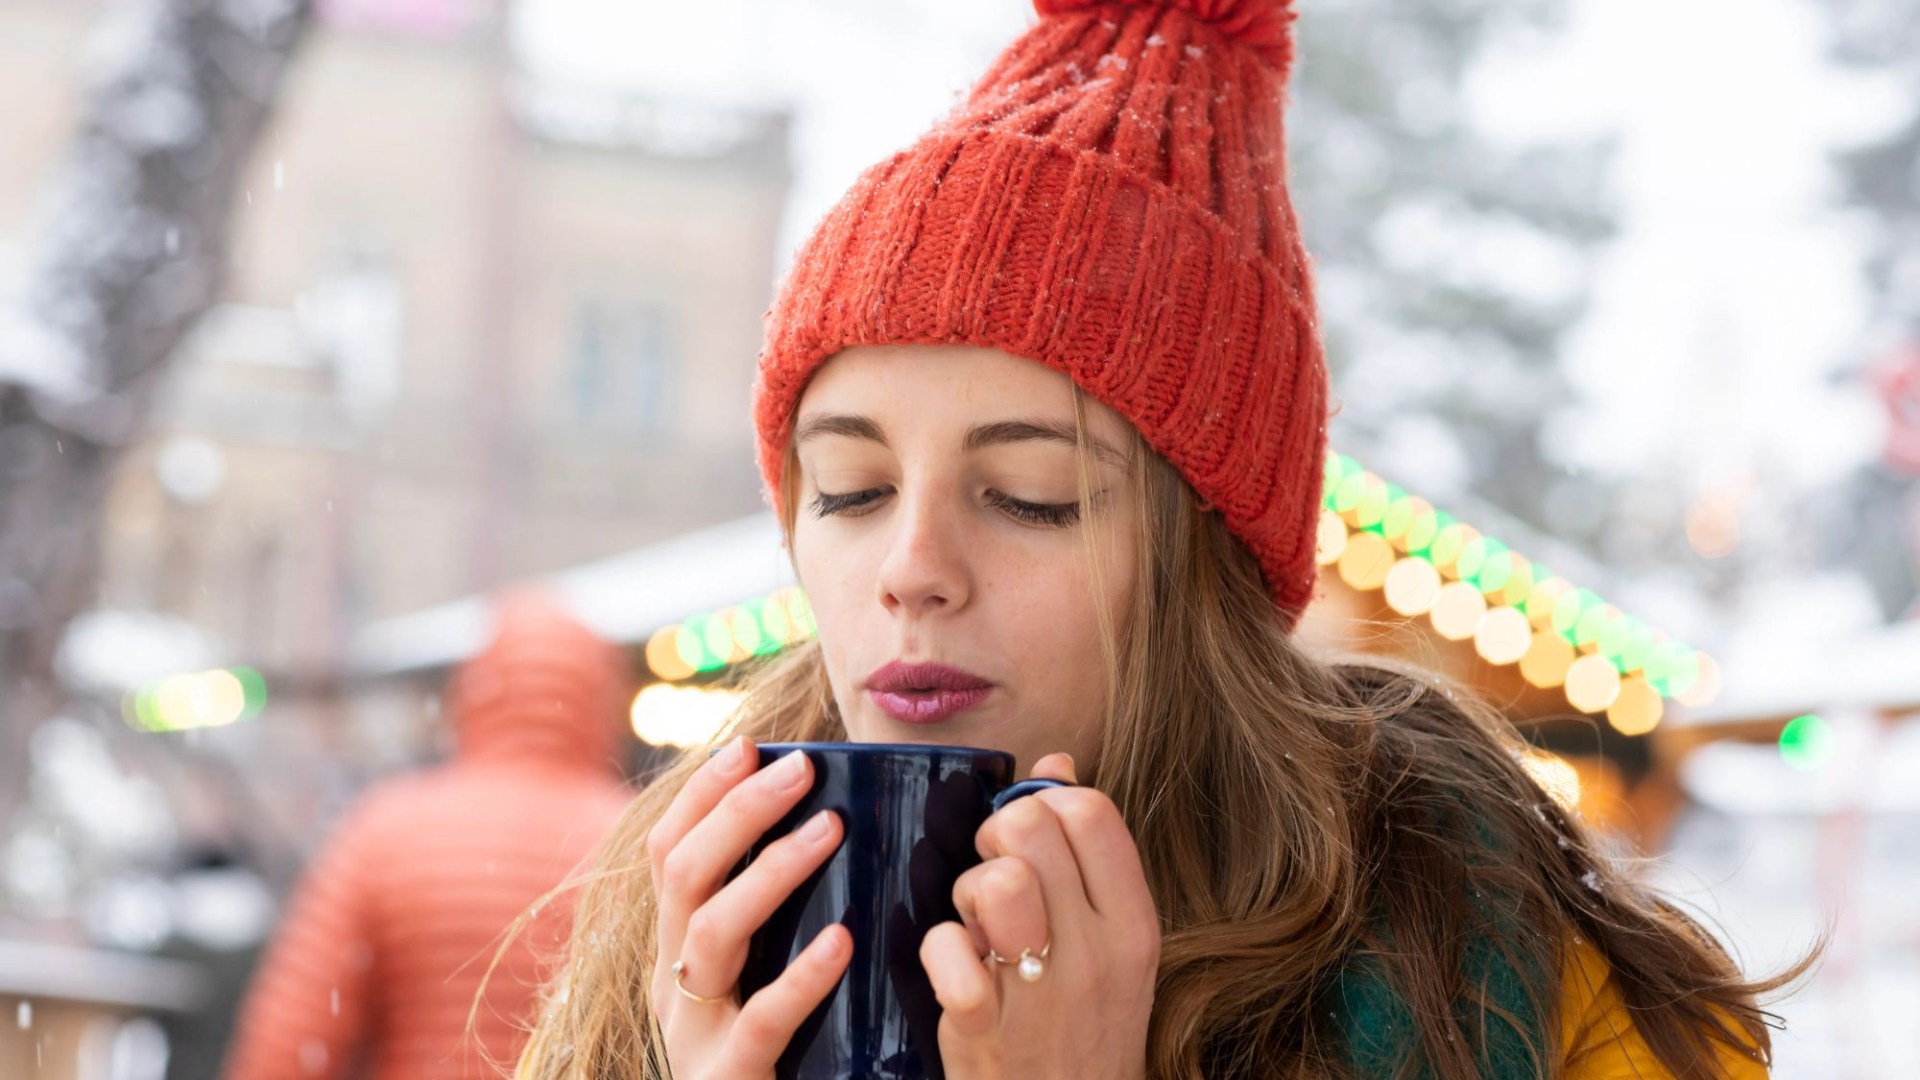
(809, 487, 891, 517)
(985, 490, 1081, 528)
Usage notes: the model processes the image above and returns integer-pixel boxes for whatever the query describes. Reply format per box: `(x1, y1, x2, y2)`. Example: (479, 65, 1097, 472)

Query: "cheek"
(790, 520, 870, 707)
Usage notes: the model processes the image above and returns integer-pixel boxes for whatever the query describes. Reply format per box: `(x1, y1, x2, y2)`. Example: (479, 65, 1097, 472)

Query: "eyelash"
(807, 488, 1083, 528)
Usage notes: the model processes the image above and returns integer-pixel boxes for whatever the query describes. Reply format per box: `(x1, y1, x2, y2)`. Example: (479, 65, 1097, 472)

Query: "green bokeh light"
(676, 618, 714, 671)
(756, 597, 792, 646)
(701, 617, 735, 671)
(1596, 612, 1634, 661)
(1332, 472, 1368, 514)
(231, 666, 268, 720)
(1553, 588, 1598, 640)
(1665, 650, 1700, 698)
(1779, 714, 1834, 771)
(1355, 480, 1392, 530)
(1430, 523, 1471, 568)
(727, 608, 766, 657)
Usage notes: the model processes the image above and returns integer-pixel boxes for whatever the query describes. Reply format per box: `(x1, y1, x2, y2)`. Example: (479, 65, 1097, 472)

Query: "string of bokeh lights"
(1315, 451, 1720, 737)
(122, 667, 269, 733)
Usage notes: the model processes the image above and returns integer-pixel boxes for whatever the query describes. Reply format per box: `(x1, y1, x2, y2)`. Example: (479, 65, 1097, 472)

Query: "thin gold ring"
(669, 959, 732, 1005)
(985, 941, 1051, 983)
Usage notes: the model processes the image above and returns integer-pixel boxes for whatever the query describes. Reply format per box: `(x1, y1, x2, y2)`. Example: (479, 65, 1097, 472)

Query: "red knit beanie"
(754, 0, 1328, 625)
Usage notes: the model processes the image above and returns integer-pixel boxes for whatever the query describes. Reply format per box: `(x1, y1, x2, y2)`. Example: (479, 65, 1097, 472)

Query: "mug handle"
(990, 777, 1074, 814)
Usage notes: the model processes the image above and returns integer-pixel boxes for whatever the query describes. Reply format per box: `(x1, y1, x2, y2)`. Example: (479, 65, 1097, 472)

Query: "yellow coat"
(1562, 938, 1768, 1079)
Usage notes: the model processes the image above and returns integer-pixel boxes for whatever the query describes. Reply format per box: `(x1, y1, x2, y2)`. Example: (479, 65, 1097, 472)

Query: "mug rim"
(755, 740, 1014, 762)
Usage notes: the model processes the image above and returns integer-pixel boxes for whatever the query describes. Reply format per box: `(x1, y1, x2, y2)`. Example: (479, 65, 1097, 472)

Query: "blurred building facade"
(2, 1, 788, 1071)
(0, 0, 790, 685)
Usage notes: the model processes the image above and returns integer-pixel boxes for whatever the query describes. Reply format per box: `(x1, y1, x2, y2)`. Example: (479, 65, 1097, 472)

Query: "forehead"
(801, 344, 1072, 409)
(797, 345, 1133, 444)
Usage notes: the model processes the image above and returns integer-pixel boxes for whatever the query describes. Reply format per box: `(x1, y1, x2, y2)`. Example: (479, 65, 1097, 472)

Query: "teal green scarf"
(1327, 932, 1552, 1080)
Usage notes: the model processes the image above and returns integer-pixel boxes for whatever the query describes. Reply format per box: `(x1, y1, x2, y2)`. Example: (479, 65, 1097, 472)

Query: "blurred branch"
(0, 0, 315, 824)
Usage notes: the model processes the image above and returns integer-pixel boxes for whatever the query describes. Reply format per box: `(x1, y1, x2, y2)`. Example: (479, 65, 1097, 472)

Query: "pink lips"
(865, 661, 993, 724)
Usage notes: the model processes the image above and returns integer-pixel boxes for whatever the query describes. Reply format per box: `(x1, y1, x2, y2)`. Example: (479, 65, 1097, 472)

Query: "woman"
(516, 1, 1806, 1076)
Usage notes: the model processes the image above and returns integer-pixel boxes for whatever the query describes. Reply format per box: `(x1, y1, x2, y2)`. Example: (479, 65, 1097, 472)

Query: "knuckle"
(981, 858, 1034, 905)
(986, 800, 1045, 853)
(682, 909, 724, 957)
(658, 846, 699, 897)
(645, 822, 675, 869)
(1002, 795, 1048, 832)
(1051, 788, 1111, 832)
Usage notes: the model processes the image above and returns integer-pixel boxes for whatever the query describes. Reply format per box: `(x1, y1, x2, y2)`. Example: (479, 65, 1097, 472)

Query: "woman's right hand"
(647, 736, 850, 1079)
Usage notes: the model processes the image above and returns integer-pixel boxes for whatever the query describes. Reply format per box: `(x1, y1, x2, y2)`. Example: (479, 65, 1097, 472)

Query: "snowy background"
(3, 0, 1916, 1075)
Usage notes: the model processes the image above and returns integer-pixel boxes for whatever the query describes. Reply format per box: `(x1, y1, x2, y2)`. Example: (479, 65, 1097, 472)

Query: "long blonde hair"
(510, 407, 1806, 1079)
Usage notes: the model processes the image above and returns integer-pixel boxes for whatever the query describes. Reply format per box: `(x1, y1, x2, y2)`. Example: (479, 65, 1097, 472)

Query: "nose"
(875, 490, 972, 617)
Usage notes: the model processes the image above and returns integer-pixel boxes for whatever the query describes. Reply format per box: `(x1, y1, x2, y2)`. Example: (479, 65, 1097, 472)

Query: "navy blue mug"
(735, 742, 1068, 1080)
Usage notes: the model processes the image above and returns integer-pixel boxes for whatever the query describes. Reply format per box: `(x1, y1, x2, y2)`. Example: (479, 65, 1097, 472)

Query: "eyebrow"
(793, 413, 889, 447)
(963, 418, 1128, 469)
(793, 412, 1127, 469)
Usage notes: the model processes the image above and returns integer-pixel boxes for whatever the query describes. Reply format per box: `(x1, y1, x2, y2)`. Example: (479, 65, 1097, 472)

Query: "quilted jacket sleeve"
(220, 802, 384, 1080)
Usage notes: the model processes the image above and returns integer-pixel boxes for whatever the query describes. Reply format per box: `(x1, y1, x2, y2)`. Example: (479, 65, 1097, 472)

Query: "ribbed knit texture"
(754, 0, 1329, 623)
(221, 593, 633, 1080)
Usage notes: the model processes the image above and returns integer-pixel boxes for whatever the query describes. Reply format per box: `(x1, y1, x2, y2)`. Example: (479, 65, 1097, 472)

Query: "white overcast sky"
(513, 0, 1906, 494)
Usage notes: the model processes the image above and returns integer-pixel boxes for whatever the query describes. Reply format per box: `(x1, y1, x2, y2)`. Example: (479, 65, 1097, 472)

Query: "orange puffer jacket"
(223, 593, 635, 1080)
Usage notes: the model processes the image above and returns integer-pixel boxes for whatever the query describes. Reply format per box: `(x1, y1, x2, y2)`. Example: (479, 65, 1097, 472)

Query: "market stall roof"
(346, 513, 793, 680)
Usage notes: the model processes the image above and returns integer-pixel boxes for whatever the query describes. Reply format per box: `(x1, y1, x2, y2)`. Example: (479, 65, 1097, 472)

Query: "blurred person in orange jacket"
(222, 591, 634, 1080)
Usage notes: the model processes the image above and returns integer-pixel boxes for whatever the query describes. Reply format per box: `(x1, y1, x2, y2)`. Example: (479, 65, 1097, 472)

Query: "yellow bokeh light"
(646, 626, 695, 682)
(192, 669, 248, 728)
(1474, 606, 1533, 666)
(1316, 510, 1349, 567)
(1520, 631, 1574, 689)
(1336, 531, 1395, 591)
(155, 674, 198, 732)
(1430, 581, 1488, 641)
(1525, 578, 1571, 631)
(1607, 677, 1664, 736)
(1676, 653, 1722, 707)
(1383, 557, 1442, 616)
(1565, 654, 1623, 714)
(1519, 750, 1582, 812)
(630, 684, 741, 748)
(1342, 475, 1390, 528)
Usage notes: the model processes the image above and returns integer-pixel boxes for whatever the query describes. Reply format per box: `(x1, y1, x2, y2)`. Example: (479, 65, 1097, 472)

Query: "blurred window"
(569, 299, 675, 444)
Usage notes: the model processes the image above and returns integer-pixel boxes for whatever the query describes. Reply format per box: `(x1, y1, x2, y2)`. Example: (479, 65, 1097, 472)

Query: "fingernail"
(715, 736, 744, 771)
(772, 750, 809, 788)
(799, 810, 832, 842)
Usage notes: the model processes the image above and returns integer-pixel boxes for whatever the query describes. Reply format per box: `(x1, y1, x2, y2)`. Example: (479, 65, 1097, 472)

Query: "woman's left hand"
(919, 753, 1160, 1080)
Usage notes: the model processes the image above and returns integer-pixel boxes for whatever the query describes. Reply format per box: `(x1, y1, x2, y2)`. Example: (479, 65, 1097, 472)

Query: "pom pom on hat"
(1033, 0, 1297, 70)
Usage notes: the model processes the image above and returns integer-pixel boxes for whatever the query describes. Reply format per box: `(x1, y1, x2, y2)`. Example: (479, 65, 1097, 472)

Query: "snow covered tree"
(0, 0, 314, 817)
(1286, 0, 1617, 542)
(1807, 0, 1920, 618)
